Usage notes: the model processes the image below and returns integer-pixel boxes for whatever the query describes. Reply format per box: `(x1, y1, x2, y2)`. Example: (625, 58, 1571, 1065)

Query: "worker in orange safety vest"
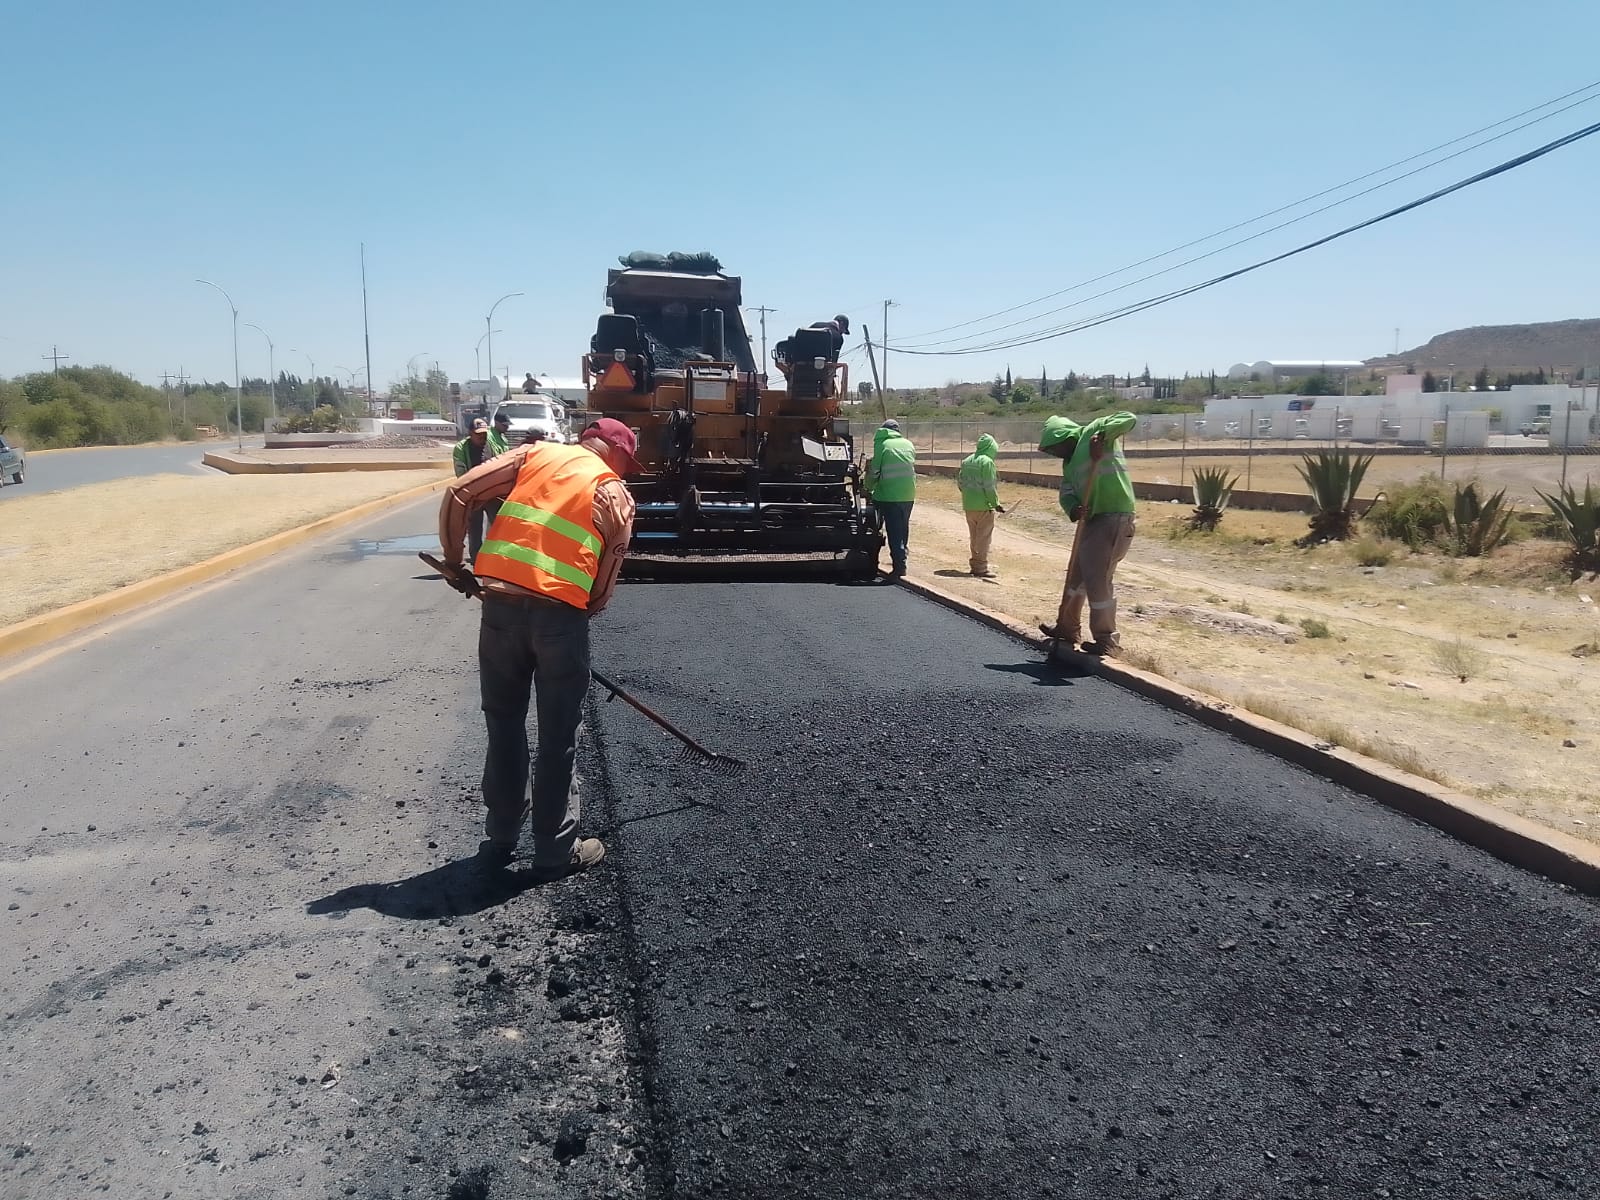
(439, 418, 639, 880)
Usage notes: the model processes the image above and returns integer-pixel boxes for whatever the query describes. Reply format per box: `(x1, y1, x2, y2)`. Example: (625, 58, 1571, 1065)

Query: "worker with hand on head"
(522, 373, 539, 394)
(864, 417, 917, 576)
(452, 418, 496, 564)
(1036, 411, 1138, 655)
(956, 433, 1005, 578)
(438, 418, 639, 880)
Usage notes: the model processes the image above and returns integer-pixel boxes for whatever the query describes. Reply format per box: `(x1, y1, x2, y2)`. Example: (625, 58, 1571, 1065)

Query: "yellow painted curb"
(0, 476, 449, 663)
(898, 571, 1600, 896)
(203, 451, 450, 475)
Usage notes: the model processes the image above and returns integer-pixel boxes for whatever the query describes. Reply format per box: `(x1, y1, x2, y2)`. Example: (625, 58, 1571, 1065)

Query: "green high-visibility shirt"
(866, 429, 917, 503)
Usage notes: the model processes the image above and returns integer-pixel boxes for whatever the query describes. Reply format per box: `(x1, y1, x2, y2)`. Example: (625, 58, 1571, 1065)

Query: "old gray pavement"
(2, 497, 1598, 1198)
(0, 438, 262, 501)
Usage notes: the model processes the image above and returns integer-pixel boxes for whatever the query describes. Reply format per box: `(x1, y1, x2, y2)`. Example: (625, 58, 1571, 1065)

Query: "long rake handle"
(591, 669, 721, 759)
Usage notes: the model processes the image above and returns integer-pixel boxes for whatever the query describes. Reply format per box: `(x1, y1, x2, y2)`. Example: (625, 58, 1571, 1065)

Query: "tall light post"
(486, 292, 523, 403)
(245, 322, 277, 420)
(475, 328, 501, 381)
(196, 279, 243, 450)
(290, 348, 316, 409)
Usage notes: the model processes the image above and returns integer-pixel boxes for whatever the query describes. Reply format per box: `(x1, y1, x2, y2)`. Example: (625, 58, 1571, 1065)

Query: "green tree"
(1474, 365, 1490, 391)
(988, 374, 1007, 402)
(1298, 374, 1339, 396)
(857, 381, 874, 402)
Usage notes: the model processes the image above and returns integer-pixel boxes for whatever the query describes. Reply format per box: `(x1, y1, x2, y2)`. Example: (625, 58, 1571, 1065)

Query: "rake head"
(676, 742, 747, 776)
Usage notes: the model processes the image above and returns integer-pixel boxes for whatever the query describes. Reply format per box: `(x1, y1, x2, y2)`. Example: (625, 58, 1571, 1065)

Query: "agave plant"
(1189, 467, 1239, 531)
(1535, 480, 1600, 573)
(1443, 482, 1514, 557)
(1296, 449, 1374, 543)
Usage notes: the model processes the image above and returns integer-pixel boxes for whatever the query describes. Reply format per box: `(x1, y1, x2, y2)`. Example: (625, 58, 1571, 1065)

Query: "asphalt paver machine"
(577, 256, 882, 576)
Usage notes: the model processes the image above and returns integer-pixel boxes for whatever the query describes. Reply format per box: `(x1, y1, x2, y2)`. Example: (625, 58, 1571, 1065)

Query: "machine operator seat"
(776, 325, 837, 401)
(590, 313, 652, 392)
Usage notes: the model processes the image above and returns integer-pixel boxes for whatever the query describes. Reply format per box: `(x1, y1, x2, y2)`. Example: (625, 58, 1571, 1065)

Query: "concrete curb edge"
(897, 572, 1600, 897)
(0, 476, 449, 663)
(203, 452, 450, 475)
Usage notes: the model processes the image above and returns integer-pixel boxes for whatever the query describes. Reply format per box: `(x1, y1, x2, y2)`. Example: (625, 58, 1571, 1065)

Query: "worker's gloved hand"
(1069, 504, 1084, 522)
(1088, 433, 1107, 461)
(995, 504, 1006, 514)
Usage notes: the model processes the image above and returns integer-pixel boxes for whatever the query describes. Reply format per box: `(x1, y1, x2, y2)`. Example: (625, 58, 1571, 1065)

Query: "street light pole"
(196, 279, 243, 450)
(486, 291, 524, 403)
(475, 328, 500, 381)
(245, 323, 276, 420)
(290, 348, 316, 409)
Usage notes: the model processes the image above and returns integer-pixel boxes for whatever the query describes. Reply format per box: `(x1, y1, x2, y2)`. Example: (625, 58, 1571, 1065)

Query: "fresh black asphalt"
(585, 580, 1600, 1200)
(2, 499, 1597, 1199)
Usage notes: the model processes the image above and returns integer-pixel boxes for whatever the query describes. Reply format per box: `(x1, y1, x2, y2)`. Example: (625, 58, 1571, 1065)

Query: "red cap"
(581, 417, 643, 475)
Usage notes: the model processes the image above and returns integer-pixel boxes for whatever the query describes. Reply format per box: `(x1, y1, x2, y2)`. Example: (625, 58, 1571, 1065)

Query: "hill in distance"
(1369, 318, 1600, 373)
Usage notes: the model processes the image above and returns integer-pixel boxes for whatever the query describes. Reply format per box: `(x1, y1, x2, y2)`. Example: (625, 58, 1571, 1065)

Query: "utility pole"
(160, 371, 176, 426)
(361, 242, 374, 414)
(178, 368, 189, 426)
(42, 345, 70, 374)
(1393, 327, 1400, 356)
(748, 306, 776, 377)
(881, 300, 898, 399)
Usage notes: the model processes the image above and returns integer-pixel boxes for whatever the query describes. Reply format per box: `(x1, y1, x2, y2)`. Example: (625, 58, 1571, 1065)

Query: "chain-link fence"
(890, 406, 1600, 501)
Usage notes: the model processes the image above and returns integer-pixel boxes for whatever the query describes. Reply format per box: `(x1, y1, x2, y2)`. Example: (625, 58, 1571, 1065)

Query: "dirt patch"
(906, 474, 1600, 843)
(0, 470, 440, 626)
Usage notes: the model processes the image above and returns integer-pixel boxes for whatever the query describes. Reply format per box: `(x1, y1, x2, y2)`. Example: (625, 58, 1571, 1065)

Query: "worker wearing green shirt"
(956, 433, 1005, 577)
(1037, 411, 1138, 654)
(488, 409, 514, 456)
(865, 419, 918, 576)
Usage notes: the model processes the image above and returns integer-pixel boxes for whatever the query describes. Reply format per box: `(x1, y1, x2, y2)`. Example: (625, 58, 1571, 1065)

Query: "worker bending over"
(439, 419, 640, 879)
(865, 418, 917, 576)
(1037, 411, 1137, 655)
(956, 433, 1005, 577)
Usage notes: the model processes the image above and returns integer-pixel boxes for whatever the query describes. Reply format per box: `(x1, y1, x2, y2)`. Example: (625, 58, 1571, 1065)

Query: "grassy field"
(0, 470, 440, 626)
(907, 474, 1600, 844)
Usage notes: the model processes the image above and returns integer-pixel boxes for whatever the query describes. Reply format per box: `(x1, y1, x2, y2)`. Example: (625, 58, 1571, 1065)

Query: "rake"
(591, 670, 747, 776)
(419, 551, 745, 775)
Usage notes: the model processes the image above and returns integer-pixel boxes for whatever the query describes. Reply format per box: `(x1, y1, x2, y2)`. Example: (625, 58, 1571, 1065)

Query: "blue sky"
(4, 0, 1600, 390)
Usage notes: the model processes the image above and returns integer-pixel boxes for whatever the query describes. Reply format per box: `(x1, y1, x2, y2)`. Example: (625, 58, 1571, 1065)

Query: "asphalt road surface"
(3, 500, 1599, 1199)
(0, 438, 259, 500)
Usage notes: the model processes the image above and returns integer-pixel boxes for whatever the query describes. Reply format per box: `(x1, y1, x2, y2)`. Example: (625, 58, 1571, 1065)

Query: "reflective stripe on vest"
(475, 445, 618, 608)
(876, 461, 916, 479)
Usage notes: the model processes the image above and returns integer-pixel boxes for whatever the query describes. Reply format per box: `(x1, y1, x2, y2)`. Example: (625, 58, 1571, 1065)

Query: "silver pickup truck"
(0, 435, 26, 486)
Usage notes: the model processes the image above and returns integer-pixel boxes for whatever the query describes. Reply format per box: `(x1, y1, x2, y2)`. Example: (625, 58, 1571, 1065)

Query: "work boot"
(972, 566, 996, 578)
(531, 837, 607, 883)
(1038, 622, 1080, 642)
(889, 562, 907, 578)
(1081, 634, 1122, 657)
(484, 803, 530, 850)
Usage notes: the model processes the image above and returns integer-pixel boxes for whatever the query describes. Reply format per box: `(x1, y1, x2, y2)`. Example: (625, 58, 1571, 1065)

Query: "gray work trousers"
(1056, 512, 1136, 644)
(478, 594, 588, 869)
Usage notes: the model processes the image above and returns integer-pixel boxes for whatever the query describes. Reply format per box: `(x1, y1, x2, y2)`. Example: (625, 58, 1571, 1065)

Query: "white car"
(490, 395, 569, 444)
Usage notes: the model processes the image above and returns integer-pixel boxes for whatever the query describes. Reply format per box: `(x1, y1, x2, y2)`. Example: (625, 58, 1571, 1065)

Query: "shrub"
(1534, 480, 1600, 574)
(1189, 467, 1239, 532)
(276, 405, 357, 434)
(1364, 477, 1450, 550)
(1300, 617, 1332, 639)
(1352, 535, 1393, 567)
(1434, 637, 1488, 683)
(1444, 482, 1514, 557)
(1296, 449, 1373, 544)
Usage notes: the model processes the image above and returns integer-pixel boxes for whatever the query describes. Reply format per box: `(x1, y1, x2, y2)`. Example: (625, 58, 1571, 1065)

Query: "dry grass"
(0, 470, 440, 626)
(907, 472, 1600, 843)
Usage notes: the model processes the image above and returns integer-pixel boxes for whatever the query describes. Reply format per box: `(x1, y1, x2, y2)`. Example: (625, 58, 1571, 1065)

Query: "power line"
(898, 78, 1600, 348)
(890, 116, 1600, 357)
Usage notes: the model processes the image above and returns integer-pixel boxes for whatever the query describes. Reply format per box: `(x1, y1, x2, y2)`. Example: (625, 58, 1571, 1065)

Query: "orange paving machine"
(577, 257, 882, 575)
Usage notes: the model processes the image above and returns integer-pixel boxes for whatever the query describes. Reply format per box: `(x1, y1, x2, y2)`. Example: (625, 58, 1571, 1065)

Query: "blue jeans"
(478, 594, 588, 869)
(879, 501, 913, 570)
